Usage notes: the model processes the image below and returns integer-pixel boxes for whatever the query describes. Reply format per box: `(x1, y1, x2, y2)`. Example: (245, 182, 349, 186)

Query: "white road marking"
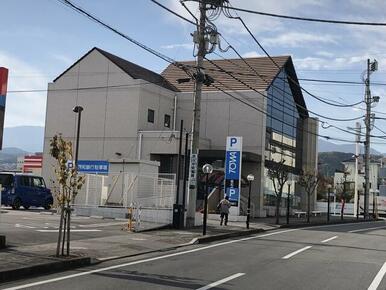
(196, 273, 245, 290)
(368, 261, 386, 290)
(97, 256, 119, 261)
(321, 236, 338, 243)
(311, 221, 384, 230)
(131, 238, 147, 241)
(36, 229, 101, 233)
(78, 222, 125, 228)
(15, 224, 36, 229)
(2, 229, 298, 290)
(282, 246, 312, 260)
(349, 226, 386, 233)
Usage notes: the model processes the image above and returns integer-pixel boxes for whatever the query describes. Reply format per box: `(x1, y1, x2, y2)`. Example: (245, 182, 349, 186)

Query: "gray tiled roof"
(161, 56, 290, 92)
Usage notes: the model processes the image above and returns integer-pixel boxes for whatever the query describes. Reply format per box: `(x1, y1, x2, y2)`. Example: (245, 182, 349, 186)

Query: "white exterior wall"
(176, 90, 266, 153)
(335, 162, 380, 193)
(42, 49, 176, 186)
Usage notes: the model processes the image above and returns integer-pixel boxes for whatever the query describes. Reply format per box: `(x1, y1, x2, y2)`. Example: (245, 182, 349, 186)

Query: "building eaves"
(53, 47, 178, 92)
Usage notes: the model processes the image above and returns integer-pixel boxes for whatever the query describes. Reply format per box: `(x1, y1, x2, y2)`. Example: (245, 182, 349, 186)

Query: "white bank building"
(42, 47, 318, 224)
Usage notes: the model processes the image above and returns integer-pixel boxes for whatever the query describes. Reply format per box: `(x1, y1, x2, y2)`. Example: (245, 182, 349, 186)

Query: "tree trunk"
(275, 194, 282, 224)
(61, 210, 67, 256)
(66, 204, 71, 256)
(341, 199, 345, 220)
(56, 204, 65, 257)
(307, 193, 310, 223)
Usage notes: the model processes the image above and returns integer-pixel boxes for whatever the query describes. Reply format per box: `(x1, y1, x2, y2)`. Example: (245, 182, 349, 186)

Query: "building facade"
(42, 47, 318, 217)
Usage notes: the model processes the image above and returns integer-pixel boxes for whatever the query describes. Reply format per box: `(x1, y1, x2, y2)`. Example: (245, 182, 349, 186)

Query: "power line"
(299, 78, 386, 86)
(57, 0, 378, 144)
(225, 13, 364, 108)
(209, 79, 359, 144)
(6, 81, 169, 94)
(221, 4, 386, 26)
(204, 55, 364, 122)
(56, 0, 194, 78)
(151, 0, 366, 109)
(149, 0, 197, 25)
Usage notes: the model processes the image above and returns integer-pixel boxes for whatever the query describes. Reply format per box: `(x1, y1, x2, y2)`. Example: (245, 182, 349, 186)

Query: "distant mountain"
(2, 126, 44, 153)
(0, 147, 29, 171)
(318, 139, 381, 155)
(318, 152, 354, 177)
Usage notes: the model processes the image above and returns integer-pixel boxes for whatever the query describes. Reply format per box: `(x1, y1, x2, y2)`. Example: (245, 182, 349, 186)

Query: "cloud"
(242, 51, 261, 58)
(165, 0, 325, 35)
(161, 43, 192, 50)
(50, 53, 73, 66)
(0, 50, 48, 127)
(315, 51, 334, 58)
(294, 54, 370, 70)
(262, 32, 337, 47)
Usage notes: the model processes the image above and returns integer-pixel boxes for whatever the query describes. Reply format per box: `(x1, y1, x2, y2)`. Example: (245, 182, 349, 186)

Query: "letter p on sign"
(226, 136, 242, 151)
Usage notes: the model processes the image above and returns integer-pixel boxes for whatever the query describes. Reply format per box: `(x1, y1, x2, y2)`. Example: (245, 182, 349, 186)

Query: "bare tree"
(335, 171, 354, 220)
(50, 134, 84, 257)
(298, 170, 321, 223)
(267, 159, 289, 224)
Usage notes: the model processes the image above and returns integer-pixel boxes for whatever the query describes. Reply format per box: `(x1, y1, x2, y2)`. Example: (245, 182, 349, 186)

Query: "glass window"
(265, 68, 300, 169)
(0, 174, 13, 187)
(164, 114, 171, 128)
(32, 177, 45, 188)
(147, 109, 155, 123)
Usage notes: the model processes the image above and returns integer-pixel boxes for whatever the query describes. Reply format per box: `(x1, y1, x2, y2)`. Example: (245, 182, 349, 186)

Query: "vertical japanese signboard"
(225, 136, 242, 212)
(0, 68, 8, 150)
(189, 153, 198, 187)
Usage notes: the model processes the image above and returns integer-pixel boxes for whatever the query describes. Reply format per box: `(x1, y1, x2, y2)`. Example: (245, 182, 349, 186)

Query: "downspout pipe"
(137, 132, 143, 160)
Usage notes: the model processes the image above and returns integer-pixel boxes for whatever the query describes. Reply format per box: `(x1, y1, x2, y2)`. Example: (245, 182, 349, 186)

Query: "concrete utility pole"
(354, 122, 360, 218)
(364, 59, 378, 219)
(185, 0, 223, 227)
(186, 1, 207, 228)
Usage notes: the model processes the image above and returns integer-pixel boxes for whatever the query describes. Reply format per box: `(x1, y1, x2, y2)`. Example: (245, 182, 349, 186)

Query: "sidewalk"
(0, 214, 373, 283)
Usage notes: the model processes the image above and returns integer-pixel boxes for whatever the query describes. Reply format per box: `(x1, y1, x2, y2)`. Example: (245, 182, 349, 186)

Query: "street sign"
(77, 160, 109, 174)
(189, 153, 198, 187)
(225, 136, 242, 209)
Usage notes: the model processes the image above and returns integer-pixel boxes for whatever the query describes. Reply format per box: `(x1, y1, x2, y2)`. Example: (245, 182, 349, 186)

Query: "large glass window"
(265, 70, 299, 168)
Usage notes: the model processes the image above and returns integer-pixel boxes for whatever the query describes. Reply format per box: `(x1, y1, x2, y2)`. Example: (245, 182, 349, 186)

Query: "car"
(0, 172, 53, 210)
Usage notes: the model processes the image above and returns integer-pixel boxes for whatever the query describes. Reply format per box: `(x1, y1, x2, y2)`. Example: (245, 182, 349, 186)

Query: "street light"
(72, 106, 84, 171)
(286, 179, 293, 225)
(327, 184, 332, 222)
(246, 174, 254, 229)
(202, 164, 213, 236)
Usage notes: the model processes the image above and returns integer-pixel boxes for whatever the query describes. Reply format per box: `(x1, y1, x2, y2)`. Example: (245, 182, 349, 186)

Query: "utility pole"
(186, 1, 207, 228)
(185, 0, 221, 227)
(364, 59, 378, 219)
(353, 122, 360, 218)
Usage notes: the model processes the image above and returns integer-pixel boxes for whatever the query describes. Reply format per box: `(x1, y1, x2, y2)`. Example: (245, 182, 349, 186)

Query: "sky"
(2, 0, 386, 151)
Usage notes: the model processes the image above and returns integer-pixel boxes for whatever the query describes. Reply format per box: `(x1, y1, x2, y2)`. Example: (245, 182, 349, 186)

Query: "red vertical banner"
(0, 67, 8, 149)
(0, 67, 8, 97)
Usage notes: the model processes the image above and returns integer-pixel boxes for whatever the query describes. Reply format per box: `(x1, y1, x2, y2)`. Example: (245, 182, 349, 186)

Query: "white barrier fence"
(73, 173, 176, 231)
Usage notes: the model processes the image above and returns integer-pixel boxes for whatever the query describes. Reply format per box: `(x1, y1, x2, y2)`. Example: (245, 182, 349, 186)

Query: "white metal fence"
(73, 173, 176, 231)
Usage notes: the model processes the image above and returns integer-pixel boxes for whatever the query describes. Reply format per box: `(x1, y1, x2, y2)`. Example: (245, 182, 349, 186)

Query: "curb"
(95, 228, 268, 264)
(0, 236, 5, 249)
(193, 228, 266, 244)
(0, 256, 92, 283)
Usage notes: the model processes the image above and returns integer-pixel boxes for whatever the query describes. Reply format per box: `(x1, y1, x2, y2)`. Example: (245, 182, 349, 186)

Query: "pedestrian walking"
(217, 196, 231, 226)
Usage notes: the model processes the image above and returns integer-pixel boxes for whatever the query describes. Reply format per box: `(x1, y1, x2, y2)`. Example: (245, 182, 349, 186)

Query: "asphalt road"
(0, 208, 128, 247)
(2, 220, 386, 289)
